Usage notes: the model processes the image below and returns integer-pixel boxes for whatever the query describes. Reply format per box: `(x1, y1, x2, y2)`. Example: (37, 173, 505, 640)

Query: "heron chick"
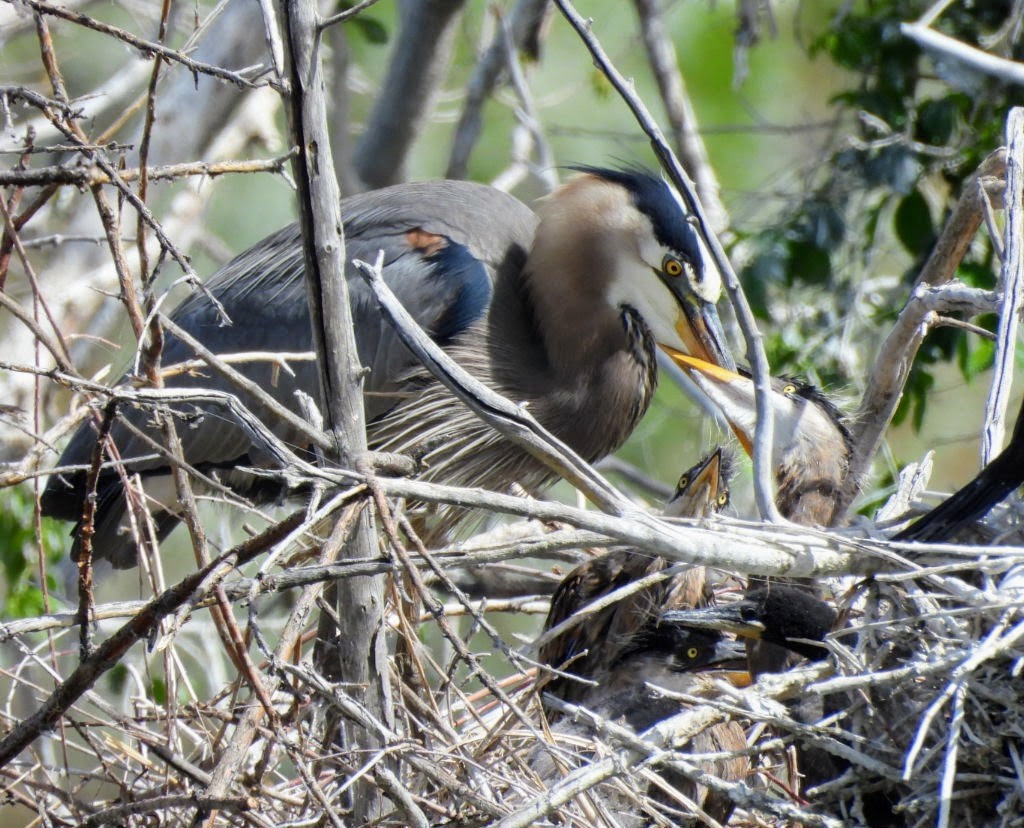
(538, 447, 732, 704)
(669, 353, 852, 527)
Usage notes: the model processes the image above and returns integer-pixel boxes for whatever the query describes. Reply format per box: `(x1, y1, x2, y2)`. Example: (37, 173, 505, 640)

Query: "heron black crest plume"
(566, 165, 704, 270)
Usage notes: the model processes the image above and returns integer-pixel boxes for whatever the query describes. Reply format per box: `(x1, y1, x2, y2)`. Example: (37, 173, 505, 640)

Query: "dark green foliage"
(0, 488, 63, 619)
(893, 364, 934, 431)
(737, 0, 1013, 429)
(334, 0, 389, 44)
(894, 189, 935, 255)
(150, 677, 168, 705)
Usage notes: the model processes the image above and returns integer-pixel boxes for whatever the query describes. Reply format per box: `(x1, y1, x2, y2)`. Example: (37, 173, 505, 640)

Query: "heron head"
(664, 353, 850, 467)
(611, 623, 747, 673)
(554, 167, 735, 373)
(664, 446, 733, 519)
(661, 586, 836, 662)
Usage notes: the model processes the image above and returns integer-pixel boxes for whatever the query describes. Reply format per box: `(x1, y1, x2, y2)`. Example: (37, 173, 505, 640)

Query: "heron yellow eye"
(783, 383, 798, 396)
(676, 474, 690, 490)
(686, 647, 699, 659)
(663, 255, 684, 278)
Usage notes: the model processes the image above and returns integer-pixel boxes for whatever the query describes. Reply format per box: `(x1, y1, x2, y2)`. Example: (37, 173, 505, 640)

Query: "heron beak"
(664, 447, 723, 518)
(723, 670, 754, 688)
(708, 636, 750, 666)
(661, 602, 766, 640)
(660, 351, 758, 457)
(669, 297, 736, 372)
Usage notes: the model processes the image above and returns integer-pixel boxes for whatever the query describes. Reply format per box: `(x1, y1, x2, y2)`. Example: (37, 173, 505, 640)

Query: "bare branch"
(838, 149, 1008, 516)
(352, 0, 465, 187)
(16, 0, 281, 91)
(0, 154, 296, 187)
(902, 21, 1024, 87)
(446, 0, 550, 180)
(631, 0, 729, 233)
(277, 1, 390, 822)
(981, 108, 1024, 463)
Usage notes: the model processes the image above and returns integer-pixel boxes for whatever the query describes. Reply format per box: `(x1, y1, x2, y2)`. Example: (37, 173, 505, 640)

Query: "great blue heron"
(41, 169, 735, 567)
(662, 585, 837, 675)
(664, 352, 852, 685)
(662, 583, 840, 794)
(534, 617, 747, 827)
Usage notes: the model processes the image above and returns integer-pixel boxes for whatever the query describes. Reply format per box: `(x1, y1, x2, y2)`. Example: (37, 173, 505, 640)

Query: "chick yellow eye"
(783, 383, 798, 396)
(717, 492, 730, 507)
(663, 255, 684, 278)
(686, 647, 699, 659)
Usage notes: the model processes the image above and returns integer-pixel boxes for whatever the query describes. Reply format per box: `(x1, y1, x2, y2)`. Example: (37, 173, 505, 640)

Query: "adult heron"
(42, 168, 735, 567)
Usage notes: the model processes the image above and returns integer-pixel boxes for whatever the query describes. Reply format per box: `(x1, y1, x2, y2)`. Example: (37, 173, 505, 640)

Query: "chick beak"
(661, 351, 758, 456)
(661, 603, 766, 641)
(707, 637, 750, 669)
(664, 448, 723, 519)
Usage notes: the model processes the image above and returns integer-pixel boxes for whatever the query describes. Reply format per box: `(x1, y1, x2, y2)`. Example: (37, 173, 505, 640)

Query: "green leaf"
(800, 201, 846, 250)
(894, 189, 935, 256)
(109, 664, 129, 694)
(5, 587, 44, 619)
(815, 19, 878, 71)
(893, 367, 934, 431)
(787, 240, 831, 285)
(916, 97, 960, 145)
(956, 261, 997, 289)
(763, 332, 799, 369)
(862, 199, 884, 252)
(589, 69, 612, 100)
(350, 15, 388, 45)
(961, 336, 995, 380)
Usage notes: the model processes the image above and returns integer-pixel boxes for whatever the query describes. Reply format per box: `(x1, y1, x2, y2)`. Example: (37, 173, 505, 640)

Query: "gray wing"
(42, 180, 537, 524)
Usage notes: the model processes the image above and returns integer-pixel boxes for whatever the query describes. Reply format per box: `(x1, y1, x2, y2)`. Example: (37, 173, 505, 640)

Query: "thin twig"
(551, 0, 781, 523)
(0, 154, 298, 187)
(981, 108, 1024, 463)
(902, 21, 1024, 87)
(17, 0, 281, 90)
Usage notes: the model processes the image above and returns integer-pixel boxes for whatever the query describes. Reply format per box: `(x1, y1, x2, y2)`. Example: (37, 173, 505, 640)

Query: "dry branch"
(839, 148, 1008, 516)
